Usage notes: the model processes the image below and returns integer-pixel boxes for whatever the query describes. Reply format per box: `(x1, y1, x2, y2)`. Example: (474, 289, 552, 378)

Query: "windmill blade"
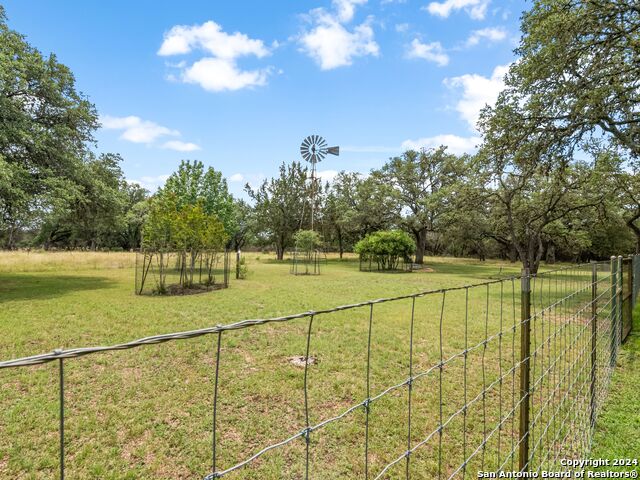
(327, 146, 339, 156)
(318, 137, 327, 149)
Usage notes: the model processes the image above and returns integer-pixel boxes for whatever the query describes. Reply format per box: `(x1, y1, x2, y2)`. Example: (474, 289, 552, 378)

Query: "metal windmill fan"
(300, 135, 339, 165)
(299, 135, 339, 232)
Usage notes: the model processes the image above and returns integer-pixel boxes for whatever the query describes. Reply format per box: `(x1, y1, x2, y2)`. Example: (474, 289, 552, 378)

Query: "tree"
(120, 183, 149, 250)
(504, 0, 640, 158)
(376, 147, 464, 264)
(161, 160, 236, 235)
(0, 7, 98, 248)
(617, 166, 640, 253)
(245, 162, 308, 260)
(476, 0, 636, 272)
(228, 199, 255, 252)
(140, 194, 227, 292)
(323, 172, 362, 258)
(34, 153, 129, 250)
(475, 135, 612, 272)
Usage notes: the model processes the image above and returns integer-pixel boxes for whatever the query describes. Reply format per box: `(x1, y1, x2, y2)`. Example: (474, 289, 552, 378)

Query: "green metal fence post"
(590, 262, 597, 428)
(518, 268, 531, 472)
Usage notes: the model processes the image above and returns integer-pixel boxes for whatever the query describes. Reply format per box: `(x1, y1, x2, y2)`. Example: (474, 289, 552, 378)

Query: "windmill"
(299, 135, 339, 230)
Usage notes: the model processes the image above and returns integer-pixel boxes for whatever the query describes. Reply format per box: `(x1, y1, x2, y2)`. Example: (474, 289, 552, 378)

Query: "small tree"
(140, 194, 178, 293)
(355, 230, 415, 271)
(294, 229, 321, 253)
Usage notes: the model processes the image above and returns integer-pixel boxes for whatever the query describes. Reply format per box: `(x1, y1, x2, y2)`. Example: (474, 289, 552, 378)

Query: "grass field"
(0, 252, 629, 479)
(589, 306, 640, 472)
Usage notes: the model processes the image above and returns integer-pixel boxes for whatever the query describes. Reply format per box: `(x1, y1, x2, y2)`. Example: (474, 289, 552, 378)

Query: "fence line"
(0, 256, 638, 479)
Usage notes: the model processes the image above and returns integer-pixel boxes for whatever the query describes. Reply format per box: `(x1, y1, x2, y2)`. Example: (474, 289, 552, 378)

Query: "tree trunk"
(507, 243, 518, 263)
(627, 217, 640, 254)
(545, 243, 556, 264)
(413, 229, 427, 264)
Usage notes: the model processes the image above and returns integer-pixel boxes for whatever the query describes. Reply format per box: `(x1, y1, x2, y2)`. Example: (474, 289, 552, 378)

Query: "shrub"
(354, 230, 415, 271)
(293, 230, 322, 253)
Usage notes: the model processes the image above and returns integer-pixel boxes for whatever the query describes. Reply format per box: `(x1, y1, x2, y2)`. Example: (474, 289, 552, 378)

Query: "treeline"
(1, 2, 639, 275)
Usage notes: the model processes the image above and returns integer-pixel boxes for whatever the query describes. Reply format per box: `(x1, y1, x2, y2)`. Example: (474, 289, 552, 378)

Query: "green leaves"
(354, 230, 415, 257)
(142, 196, 228, 253)
(245, 162, 309, 259)
(0, 9, 98, 247)
(161, 160, 236, 235)
(293, 229, 321, 253)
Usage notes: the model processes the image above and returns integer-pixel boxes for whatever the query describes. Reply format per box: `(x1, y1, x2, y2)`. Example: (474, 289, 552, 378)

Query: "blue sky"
(3, 0, 526, 197)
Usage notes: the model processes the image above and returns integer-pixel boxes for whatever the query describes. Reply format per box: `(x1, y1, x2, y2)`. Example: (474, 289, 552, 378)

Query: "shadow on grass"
(0, 273, 115, 302)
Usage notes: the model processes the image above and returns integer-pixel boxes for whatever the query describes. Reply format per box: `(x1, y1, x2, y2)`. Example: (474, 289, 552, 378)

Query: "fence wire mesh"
(0, 256, 638, 479)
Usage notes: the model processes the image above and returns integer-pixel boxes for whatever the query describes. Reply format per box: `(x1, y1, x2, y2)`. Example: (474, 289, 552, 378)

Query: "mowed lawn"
(0, 252, 595, 479)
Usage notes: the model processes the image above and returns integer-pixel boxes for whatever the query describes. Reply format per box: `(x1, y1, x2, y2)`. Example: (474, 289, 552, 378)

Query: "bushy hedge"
(354, 230, 415, 271)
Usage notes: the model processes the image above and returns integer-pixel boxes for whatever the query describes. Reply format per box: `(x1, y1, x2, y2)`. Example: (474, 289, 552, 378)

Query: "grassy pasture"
(0, 252, 613, 479)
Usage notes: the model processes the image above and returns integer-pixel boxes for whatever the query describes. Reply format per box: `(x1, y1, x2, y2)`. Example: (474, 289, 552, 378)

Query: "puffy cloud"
(444, 64, 509, 130)
(182, 57, 270, 92)
(465, 27, 507, 46)
(425, 0, 490, 20)
(401, 134, 481, 154)
(158, 20, 269, 58)
(299, 1, 379, 70)
(159, 20, 273, 92)
(161, 140, 201, 152)
(102, 115, 200, 150)
(406, 39, 449, 66)
(229, 173, 245, 182)
(101, 115, 178, 144)
(333, 0, 368, 22)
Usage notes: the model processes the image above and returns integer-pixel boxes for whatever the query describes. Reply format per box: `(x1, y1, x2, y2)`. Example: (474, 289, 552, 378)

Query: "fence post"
(618, 256, 624, 345)
(518, 268, 531, 472)
(236, 250, 241, 280)
(610, 256, 617, 367)
(590, 262, 597, 429)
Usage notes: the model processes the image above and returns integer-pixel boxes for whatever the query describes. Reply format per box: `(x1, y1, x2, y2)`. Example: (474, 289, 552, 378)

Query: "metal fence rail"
(0, 255, 638, 479)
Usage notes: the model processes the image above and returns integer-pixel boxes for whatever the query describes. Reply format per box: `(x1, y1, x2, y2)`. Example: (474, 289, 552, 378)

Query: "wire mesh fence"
(134, 250, 230, 295)
(0, 255, 638, 479)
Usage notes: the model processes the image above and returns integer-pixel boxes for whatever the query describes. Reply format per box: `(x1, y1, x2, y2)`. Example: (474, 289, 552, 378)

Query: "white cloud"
(182, 57, 270, 92)
(299, 1, 379, 70)
(406, 39, 449, 66)
(334, 0, 368, 22)
(159, 20, 273, 92)
(101, 115, 178, 144)
(401, 134, 481, 154)
(127, 175, 170, 191)
(229, 173, 245, 182)
(444, 64, 509, 130)
(395, 23, 410, 33)
(465, 27, 507, 46)
(162, 140, 201, 152)
(158, 20, 269, 58)
(425, 0, 490, 20)
(102, 115, 201, 150)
